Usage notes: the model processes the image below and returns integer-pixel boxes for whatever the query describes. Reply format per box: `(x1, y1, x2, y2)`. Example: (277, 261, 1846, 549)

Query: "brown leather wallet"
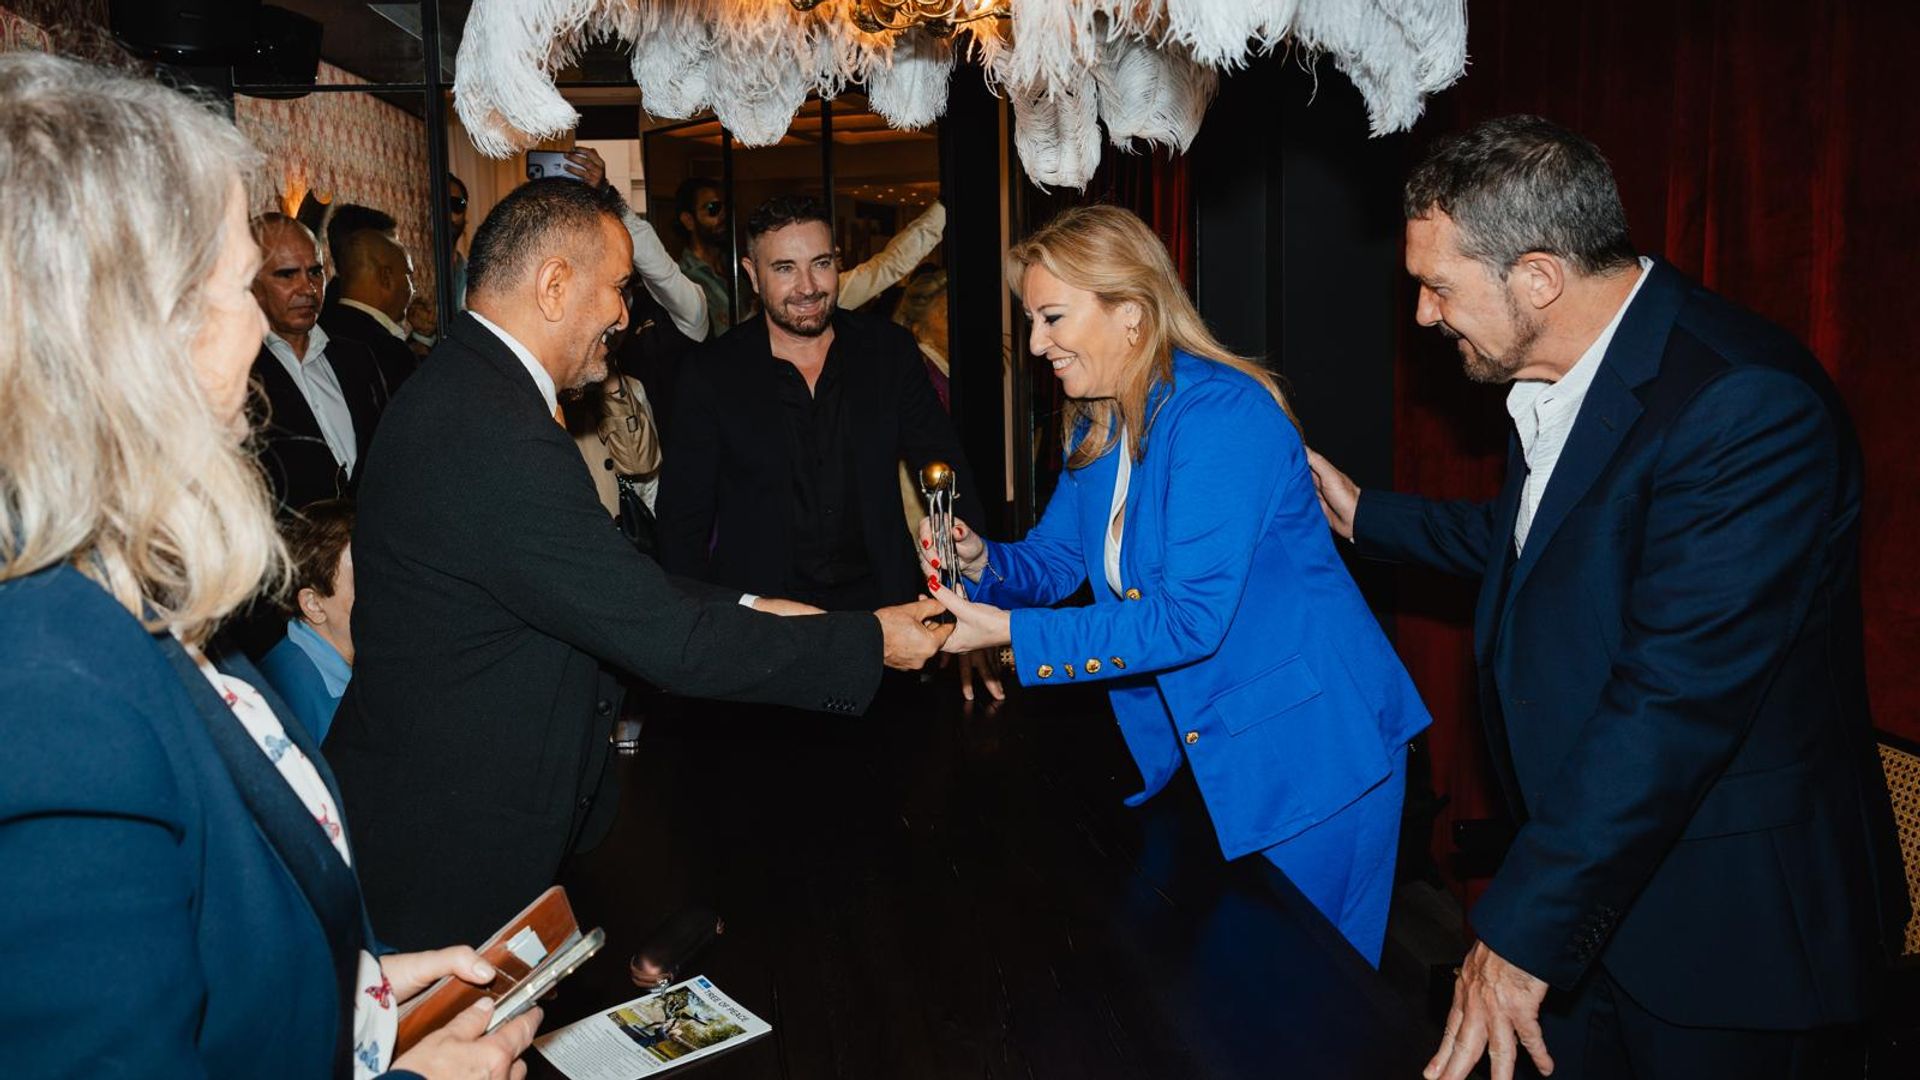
(393, 886, 584, 1055)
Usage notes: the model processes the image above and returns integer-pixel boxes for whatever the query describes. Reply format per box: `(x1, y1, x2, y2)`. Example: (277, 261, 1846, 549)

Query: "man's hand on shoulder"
(874, 597, 951, 670)
(1306, 448, 1360, 541)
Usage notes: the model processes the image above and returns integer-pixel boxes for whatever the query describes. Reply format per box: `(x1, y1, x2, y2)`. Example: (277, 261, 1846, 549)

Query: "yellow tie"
(552, 402, 567, 429)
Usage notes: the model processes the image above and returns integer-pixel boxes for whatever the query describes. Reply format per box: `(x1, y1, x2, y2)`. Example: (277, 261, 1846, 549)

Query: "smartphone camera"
(525, 150, 580, 184)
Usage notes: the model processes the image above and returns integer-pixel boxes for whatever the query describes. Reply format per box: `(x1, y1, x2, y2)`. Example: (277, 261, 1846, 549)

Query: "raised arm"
(838, 202, 946, 310)
(621, 208, 710, 342)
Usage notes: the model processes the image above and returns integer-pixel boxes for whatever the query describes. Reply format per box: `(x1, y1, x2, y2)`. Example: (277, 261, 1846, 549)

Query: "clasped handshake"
(755, 516, 1011, 674)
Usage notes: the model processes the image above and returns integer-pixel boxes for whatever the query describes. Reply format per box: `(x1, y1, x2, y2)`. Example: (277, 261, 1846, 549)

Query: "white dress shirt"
(1506, 256, 1653, 553)
(263, 326, 359, 476)
(338, 297, 407, 339)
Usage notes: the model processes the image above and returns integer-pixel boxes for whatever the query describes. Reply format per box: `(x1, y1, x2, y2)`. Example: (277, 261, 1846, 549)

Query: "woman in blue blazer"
(0, 53, 536, 1077)
(927, 206, 1431, 964)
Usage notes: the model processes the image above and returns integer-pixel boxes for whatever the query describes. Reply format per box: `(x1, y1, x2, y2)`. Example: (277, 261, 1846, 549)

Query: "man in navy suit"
(1310, 116, 1906, 1080)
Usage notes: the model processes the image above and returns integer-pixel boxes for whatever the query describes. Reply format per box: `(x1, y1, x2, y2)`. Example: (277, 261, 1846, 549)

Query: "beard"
(1446, 290, 1544, 384)
(567, 327, 615, 390)
(766, 291, 833, 337)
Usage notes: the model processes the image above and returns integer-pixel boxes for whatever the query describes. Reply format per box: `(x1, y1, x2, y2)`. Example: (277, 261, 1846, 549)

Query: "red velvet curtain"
(1397, 0, 1920, 902)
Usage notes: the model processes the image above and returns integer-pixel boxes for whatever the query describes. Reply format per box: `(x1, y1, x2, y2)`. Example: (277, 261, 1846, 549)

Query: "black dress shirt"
(774, 344, 876, 608)
(657, 310, 981, 611)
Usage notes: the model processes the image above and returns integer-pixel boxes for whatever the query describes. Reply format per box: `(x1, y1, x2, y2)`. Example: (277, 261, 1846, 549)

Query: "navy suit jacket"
(972, 352, 1430, 860)
(0, 565, 416, 1077)
(1356, 261, 1907, 1027)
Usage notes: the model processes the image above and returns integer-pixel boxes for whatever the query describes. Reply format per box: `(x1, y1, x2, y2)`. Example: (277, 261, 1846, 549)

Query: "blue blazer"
(971, 352, 1430, 859)
(1356, 260, 1908, 1027)
(0, 565, 411, 1077)
(259, 622, 347, 745)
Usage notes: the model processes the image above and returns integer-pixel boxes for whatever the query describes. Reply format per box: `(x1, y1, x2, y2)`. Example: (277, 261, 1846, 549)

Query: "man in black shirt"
(657, 195, 979, 614)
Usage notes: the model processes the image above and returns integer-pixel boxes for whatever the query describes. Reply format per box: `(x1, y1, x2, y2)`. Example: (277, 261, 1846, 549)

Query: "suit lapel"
(447, 312, 557, 418)
(1079, 434, 1123, 587)
(1474, 439, 1527, 663)
(1500, 365, 1645, 607)
(1499, 261, 1684, 616)
(156, 635, 363, 1071)
(1111, 367, 1180, 590)
(323, 341, 384, 458)
(254, 345, 325, 440)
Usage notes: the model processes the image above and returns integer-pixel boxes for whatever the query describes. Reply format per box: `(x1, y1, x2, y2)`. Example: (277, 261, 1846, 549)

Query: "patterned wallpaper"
(0, 6, 438, 301)
(0, 6, 50, 52)
(234, 63, 438, 300)
(0, 1, 126, 66)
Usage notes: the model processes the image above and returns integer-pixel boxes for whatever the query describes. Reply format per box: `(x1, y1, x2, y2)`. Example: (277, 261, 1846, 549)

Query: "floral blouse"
(188, 652, 397, 1077)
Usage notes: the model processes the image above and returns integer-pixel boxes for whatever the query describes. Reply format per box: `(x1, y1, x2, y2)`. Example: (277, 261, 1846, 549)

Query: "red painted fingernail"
(930, 558, 941, 568)
(928, 575, 940, 590)
(922, 539, 931, 548)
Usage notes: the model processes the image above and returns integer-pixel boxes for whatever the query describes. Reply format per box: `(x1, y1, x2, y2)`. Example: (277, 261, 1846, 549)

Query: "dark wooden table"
(536, 676, 1432, 1079)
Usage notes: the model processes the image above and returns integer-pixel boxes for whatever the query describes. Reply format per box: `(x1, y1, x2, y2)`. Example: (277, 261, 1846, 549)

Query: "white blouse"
(1105, 428, 1132, 599)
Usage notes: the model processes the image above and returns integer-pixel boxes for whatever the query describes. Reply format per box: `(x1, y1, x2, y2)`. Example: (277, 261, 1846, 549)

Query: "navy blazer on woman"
(970, 352, 1430, 859)
(1356, 260, 1907, 1028)
(0, 565, 413, 1077)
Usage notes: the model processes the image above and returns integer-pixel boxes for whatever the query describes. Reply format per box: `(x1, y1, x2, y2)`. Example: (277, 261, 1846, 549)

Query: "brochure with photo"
(533, 976, 771, 1079)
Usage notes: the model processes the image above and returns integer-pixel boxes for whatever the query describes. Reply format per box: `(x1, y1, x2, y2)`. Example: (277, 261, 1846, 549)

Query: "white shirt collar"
(467, 310, 559, 415)
(338, 298, 407, 340)
(1506, 256, 1653, 421)
(264, 323, 330, 367)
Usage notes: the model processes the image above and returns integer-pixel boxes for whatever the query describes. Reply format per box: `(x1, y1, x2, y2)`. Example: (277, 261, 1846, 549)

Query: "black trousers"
(1523, 967, 1863, 1080)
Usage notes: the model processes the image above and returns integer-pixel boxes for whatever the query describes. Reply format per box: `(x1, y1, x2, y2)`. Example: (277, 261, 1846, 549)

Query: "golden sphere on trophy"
(919, 460, 955, 493)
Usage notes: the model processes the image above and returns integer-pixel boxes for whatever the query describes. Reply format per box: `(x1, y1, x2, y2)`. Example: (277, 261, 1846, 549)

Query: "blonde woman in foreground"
(0, 52, 536, 1079)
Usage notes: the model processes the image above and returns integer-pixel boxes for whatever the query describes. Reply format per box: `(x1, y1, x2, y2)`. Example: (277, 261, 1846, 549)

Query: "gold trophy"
(920, 460, 959, 595)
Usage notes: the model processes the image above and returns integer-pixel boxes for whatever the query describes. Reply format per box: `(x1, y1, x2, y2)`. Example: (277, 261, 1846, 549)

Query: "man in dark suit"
(320, 220, 420, 393)
(1309, 116, 1906, 1080)
(657, 194, 979, 614)
(325, 179, 950, 949)
(248, 214, 387, 517)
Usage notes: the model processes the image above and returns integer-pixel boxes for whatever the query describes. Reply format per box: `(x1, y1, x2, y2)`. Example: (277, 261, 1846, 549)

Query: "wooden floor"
(534, 676, 1433, 1079)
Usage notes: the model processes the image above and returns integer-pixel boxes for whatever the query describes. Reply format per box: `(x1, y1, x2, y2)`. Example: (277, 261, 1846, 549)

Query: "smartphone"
(486, 926, 605, 1032)
(526, 150, 581, 183)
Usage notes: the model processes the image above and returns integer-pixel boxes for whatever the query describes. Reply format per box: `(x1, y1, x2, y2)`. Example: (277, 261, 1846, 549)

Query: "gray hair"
(0, 51, 285, 643)
(1403, 114, 1638, 278)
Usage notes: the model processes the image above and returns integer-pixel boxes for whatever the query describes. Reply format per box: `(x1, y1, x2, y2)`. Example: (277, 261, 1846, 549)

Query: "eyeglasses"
(702, 200, 724, 215)
(449, 194, 468, 213)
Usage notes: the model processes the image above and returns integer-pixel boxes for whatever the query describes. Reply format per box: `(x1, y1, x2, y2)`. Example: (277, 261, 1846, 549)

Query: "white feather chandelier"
(454, 0, 1467, 189)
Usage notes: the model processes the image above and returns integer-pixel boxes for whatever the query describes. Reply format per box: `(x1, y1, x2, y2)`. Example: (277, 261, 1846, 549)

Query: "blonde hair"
(1007, 204, 1297, 470)
(0, 52, 285, 645)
